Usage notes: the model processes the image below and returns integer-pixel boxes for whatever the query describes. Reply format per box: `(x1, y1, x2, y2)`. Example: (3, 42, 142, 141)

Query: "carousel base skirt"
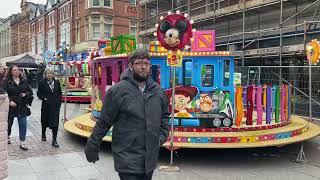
(64, 113, 320, 148)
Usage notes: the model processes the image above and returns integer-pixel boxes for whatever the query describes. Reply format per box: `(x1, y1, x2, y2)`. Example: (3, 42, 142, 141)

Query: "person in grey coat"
(84, 49, 170, 180)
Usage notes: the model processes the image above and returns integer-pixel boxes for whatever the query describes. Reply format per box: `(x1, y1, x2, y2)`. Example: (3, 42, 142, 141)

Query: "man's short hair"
(129, 49, 150, 64)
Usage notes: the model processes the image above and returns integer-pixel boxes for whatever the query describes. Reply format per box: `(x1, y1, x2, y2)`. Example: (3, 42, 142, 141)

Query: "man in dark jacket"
(84, 49, 170, 180)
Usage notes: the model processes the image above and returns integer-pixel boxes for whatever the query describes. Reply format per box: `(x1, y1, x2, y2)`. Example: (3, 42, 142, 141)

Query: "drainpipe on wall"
(0, 93, 9, 179)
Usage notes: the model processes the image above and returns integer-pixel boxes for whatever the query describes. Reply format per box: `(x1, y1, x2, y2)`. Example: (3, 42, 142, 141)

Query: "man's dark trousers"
(119, 171, 153, 180)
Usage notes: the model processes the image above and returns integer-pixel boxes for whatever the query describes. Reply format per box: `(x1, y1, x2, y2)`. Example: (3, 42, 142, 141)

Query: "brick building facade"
(29, 0, 140, 58)
(72, 0, 139, 54)
(10, 0, 41, 56)
(1, 0, 139, 62)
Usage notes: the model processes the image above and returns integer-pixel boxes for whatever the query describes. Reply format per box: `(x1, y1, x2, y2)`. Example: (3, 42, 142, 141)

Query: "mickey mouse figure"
(156, 12, 193, 51)
(160, 19, 188, 48)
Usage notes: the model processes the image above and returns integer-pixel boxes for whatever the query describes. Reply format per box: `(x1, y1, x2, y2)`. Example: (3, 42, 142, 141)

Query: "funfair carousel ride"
(64, 11, 320, 149)
(46, 47, 95, 103)
(49, 60, 92, 103)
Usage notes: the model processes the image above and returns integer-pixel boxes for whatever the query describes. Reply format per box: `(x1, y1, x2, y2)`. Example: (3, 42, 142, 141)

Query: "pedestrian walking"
(0, 65, 7, 93)
(37, 68, 62, 148)
(84, 49, 170, 180)
(6, 65, 33, 150)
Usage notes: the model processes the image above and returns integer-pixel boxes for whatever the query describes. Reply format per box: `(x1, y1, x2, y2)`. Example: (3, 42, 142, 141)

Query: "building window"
(92, 0, 99, 6)
(129, 0, 136, 6)
(68, 3, 71, 17)
(48, 31, 56, 51)
(48, 12, 55, 27)
(91, 0, 111, 7)
(60, 23, 70, 45)
(31, 23, 35, 35)
(104, 16, 112, 39)
(92, 16, 101, 39)
(49, 14, 52, 27)
(76, 21, 80, 43)
(37, 34, 44, 54)
(38, 18, 44, 32)
(129, 20, 137, 37)
(87, 15, 113, 40)
(60, 3, 71, 22)
(104, 0, 111, 6)
(60, 7, 63, 21)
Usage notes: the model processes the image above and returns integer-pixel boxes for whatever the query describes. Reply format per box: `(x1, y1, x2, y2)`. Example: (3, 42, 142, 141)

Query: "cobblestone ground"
(8, 89, 89, 160)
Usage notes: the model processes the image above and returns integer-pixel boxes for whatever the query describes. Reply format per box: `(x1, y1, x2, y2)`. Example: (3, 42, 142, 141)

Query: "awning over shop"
(0, 53, 43, 66)
(6, 54, 38, 68)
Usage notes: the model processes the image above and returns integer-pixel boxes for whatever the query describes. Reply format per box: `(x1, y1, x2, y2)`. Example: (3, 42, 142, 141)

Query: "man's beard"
(132, 70, 148, 82)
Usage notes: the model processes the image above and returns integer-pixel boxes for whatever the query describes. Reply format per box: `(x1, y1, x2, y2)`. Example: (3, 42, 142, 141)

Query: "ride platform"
(64, 113, 320, 148)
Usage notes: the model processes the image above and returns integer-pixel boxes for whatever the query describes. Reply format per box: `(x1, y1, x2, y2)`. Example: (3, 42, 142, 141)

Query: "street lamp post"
(58, 42, 70, 123)
(64, 45, 70, 123)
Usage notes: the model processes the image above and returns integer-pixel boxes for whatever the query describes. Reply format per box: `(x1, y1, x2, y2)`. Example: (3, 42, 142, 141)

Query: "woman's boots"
(52, 127, 59, 148)
(42, 127, 59, 148)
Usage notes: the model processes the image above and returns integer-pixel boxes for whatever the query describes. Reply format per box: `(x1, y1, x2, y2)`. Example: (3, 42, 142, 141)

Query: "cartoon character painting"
(165, 86, 198, 118)
(92, 85, 103, 111)
(218, 92, 234, 119)
(196, 90, 234, 119)
(165, 86, 234, 122)
(199, 94, 213, 112)
(197, 92, 220, 114)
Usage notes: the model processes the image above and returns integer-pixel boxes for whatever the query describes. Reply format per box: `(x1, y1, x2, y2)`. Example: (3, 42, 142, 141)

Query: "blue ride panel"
(181, 119, 200, 127)
(168, 118, 180, 126)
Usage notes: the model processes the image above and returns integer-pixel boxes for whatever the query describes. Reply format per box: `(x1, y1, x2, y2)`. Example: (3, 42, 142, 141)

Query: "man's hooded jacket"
(87, 68, 170, 174)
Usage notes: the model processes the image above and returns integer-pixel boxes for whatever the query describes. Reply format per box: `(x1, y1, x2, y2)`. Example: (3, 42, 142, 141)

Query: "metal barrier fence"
(235, 66, 320, 119)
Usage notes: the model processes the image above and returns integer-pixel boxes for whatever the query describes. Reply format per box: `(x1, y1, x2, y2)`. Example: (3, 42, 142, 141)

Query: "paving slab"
(67, 165, 104, 179)
(54, 152, 90, 168)
(27, 156, 64, 172)
(7, 173, 37, 180)
(36, 169, 73, 180)
(8, 159, 34, 175)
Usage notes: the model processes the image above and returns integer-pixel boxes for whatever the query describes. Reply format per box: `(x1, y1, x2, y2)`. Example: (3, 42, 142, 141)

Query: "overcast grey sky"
(0, 0, 46, 19)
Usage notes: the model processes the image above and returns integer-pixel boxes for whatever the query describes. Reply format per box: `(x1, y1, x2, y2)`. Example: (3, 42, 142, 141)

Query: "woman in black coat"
(37, 69, 62, 148)
(6, 65, 33, 151)
(0, 65, 6, 93)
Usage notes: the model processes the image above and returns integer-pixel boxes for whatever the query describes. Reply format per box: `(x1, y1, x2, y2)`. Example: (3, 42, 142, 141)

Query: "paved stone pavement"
(7, 89, 89, 160)
(6, 89, 320, 180)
